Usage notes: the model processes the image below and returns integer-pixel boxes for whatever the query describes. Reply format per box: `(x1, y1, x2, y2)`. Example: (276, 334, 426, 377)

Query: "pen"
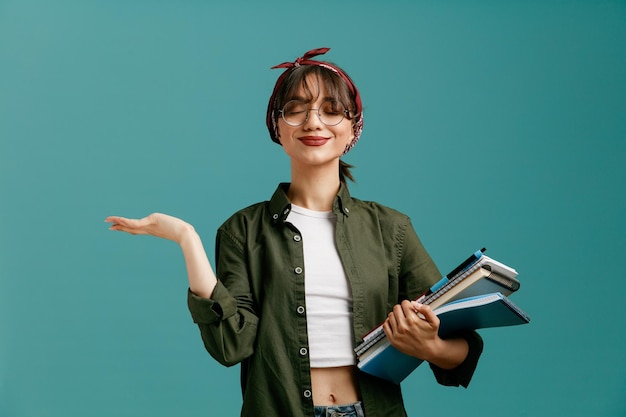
(417, 247, 487, 300)
(445, 247, 486, 279)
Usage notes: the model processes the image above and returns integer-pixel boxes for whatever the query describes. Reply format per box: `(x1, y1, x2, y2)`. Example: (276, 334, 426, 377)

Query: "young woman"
(106, 48, 482, 417)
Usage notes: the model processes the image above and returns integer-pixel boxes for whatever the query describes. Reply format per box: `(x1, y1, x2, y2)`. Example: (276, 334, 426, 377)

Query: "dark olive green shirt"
(188, 183, 482, 417)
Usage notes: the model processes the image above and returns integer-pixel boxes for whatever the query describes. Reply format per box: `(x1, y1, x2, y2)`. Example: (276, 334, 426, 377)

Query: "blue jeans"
(313, 401, 365, 417)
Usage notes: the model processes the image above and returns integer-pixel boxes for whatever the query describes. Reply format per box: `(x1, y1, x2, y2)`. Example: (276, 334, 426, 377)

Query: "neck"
(288, 163, 341, 211)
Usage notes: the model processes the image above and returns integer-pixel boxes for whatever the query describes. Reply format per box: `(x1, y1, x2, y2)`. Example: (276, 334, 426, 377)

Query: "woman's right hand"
(106, 213, 217, 298)
(105, 213, 195, 245)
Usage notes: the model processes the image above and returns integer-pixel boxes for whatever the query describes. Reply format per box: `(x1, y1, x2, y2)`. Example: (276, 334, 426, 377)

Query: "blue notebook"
(357, 292, 530, 384)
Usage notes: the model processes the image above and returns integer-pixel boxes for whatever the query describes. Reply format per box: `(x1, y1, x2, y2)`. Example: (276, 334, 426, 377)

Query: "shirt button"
(272, 213, 279, 220)
(294, 267, 303, 274)
(293, 235, 301, 242)
(344, 207, 350, 214)
(299, 347, 308, 356)
(283, 208, 290, 215)
(296, 305, 305, 315)
(303, 389, 312, 399)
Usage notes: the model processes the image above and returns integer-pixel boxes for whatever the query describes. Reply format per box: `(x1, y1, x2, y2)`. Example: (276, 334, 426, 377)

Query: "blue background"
(1, 1, 625, 416)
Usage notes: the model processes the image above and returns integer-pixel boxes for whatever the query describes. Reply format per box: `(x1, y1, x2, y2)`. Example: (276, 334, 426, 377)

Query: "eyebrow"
(289, 95, 336, 102)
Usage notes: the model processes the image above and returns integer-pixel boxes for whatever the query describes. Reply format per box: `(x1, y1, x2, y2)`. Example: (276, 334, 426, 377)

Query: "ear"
(271, 113, 283, 145)
(347, 124, 356, 143)
(274, 122, 282, 144)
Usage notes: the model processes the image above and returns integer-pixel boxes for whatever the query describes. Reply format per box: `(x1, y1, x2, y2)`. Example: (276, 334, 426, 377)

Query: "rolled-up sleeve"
(429, 330, 483, 388)
(187, 227, 259, 367)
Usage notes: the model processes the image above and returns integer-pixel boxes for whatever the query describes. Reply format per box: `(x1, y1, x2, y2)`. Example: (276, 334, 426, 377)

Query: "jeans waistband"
(313, 401, 365, 417)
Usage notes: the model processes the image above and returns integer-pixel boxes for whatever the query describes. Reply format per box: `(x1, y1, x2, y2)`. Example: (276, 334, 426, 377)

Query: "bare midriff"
(310, 366, 361, 406)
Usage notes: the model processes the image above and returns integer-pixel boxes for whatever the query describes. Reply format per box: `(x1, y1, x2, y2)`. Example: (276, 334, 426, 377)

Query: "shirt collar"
(268, 182, 352, 224)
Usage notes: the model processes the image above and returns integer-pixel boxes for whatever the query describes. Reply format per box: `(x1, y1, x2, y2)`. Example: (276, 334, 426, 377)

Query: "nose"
(303, 108, 323, 129)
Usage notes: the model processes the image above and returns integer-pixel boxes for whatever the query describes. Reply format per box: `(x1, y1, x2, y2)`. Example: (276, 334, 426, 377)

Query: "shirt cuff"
(187, 281, 237, 324)
(429, 330, 483, 388)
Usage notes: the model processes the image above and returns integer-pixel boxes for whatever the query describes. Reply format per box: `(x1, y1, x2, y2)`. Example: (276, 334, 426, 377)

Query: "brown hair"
(270, 65, 359, 185)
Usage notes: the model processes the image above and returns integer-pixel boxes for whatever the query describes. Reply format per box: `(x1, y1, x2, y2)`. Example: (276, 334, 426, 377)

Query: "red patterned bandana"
(266, 48, 364, 154)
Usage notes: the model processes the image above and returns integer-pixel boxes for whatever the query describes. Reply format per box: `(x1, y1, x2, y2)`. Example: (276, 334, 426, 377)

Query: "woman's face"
(276, 75, 354, 170)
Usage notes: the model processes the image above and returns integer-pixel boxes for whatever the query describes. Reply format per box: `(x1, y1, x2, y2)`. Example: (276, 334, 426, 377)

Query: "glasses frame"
(278, 100, 351, 127)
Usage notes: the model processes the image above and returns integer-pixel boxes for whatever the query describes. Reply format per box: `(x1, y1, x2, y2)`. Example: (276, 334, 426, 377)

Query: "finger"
(119, 216, 152, 229)
(412, 302, 437, 323)
(105, 216, 126, 223)
(382, 319, 392, 337)
(400, 300, 420, 320)
(392, 304, 409, 327)
(108, 224, 142, 235)
(107, 218, 150, 234)
(398, 300, 426, 326)
(387, 310, 399, 331)
(105, 216, 138, 227)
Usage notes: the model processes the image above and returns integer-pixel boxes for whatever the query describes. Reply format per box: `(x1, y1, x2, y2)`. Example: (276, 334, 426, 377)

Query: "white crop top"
(286, 204, 356, 367)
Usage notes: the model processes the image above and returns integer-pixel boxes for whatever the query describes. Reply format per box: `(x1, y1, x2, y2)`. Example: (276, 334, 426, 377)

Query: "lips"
(298, 136, 330, 146)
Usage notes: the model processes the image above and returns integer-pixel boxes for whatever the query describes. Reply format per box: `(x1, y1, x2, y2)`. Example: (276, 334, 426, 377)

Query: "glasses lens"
(319, 101, 346, 126)
(281, 101, 308, 126)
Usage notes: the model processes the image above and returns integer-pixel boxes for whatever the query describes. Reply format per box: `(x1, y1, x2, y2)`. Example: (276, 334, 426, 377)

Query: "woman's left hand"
(383, 300, 469, 369)
(382, 300, 443, 363)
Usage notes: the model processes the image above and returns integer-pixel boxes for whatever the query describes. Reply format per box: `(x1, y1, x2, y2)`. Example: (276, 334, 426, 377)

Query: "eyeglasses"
(278, 100, 350, 127)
